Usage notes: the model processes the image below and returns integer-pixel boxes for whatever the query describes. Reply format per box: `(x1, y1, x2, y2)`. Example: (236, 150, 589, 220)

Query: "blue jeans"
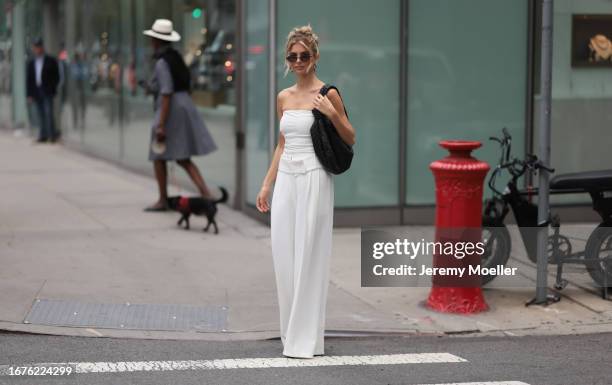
(34, 90, 56, 141)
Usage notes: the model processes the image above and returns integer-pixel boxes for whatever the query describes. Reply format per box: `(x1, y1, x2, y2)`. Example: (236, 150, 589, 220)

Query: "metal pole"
(398, 0, 407, 225)
(534, 0, 553, 304)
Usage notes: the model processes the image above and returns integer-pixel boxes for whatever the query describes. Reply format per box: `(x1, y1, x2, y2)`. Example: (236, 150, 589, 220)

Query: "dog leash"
(168, 163, 185, 196)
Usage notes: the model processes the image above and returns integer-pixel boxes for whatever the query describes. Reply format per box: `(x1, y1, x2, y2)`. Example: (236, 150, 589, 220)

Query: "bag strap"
(319, 83, 348, 118)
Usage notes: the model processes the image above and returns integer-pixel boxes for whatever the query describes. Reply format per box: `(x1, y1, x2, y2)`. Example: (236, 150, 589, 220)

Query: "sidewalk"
(0, 131, 611, 341)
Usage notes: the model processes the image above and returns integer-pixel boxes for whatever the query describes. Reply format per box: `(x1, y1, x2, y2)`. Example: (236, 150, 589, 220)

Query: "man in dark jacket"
(26, 38, 60, 142)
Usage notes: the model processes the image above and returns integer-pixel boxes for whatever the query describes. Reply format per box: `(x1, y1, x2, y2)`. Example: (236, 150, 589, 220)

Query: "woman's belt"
(278, 152, 323, 174)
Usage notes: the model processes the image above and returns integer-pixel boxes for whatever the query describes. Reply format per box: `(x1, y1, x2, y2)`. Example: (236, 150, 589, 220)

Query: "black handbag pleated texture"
(310, 84, 354, 175)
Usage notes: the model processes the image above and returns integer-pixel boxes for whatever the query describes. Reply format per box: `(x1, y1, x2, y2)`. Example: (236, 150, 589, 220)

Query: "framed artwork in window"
(572, 14, 612, 68)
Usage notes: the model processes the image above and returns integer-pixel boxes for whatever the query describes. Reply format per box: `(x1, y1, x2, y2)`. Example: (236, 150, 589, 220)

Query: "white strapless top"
(280, 110, 315, 153)
(279, 109, 324, 174)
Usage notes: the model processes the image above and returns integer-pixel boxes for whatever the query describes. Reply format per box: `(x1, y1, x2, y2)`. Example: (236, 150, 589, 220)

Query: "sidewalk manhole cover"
(24, 299, 228, 332)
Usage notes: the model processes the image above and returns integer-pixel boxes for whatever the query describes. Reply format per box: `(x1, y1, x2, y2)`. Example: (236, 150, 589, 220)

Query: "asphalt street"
(0, 332, 610, 385)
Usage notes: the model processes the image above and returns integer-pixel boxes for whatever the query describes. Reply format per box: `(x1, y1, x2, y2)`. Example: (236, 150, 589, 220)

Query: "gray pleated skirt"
(148, 91, 217, 161)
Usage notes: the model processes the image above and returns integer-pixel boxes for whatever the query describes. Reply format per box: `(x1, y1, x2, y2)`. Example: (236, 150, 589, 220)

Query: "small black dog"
(167, 187, 228, 234)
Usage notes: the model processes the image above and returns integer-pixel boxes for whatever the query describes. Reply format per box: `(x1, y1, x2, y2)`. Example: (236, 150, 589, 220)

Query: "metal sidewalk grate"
(24, 299, 228, 332)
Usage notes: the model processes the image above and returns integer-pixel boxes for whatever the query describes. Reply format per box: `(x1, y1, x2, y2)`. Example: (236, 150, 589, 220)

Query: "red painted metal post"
(427, 140, 490, 313)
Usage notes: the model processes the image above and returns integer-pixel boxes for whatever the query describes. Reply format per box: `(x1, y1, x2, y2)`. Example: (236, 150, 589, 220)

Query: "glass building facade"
(2, 0, 611, 225)
(244, 0, 531, 224)
(3, 0, 238, 198)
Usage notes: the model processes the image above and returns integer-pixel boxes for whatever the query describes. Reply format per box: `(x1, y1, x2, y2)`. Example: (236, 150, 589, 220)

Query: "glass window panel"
(66, 0, 123, 160)
(276, 0, 400, 207)
(245, 0, 270, 205)
(533, 0, 612, 204)
(406, 0, 528, 204)
(182, 0, 237, 196)
(62, 0, 237, 196)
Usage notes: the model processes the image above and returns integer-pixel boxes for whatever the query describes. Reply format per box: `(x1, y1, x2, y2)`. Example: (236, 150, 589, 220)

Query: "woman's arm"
(256, 92, 286, 212)
(314, 89, 356, 145)
(261, 133, 285, 190)
(155, 59, 174, 141)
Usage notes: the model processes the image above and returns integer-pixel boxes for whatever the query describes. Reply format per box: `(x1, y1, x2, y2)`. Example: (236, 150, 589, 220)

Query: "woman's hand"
(155, 125, 166, 142)
(313, 94, 337, 118)
(256, 185, 272, 212)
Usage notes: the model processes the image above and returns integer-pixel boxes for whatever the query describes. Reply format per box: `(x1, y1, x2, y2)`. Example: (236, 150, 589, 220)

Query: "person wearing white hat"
(142, 19, 219, 211)
(143, 19, 181, 42)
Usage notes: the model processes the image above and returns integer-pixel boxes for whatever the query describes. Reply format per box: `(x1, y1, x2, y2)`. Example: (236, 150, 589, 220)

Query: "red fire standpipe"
(427, 141, 490, 313)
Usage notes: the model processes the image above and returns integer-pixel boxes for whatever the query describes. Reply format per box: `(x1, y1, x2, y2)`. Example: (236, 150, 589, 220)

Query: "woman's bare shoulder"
(277, 86, 295, 99)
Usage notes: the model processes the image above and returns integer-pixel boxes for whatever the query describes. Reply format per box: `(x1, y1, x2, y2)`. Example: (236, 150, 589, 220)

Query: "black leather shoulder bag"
(310, 84, 354, 174)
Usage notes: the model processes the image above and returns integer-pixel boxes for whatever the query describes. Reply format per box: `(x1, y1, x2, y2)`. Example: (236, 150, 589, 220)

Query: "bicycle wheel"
(481, 217, 512, 285)
(584, 222, 612, 288)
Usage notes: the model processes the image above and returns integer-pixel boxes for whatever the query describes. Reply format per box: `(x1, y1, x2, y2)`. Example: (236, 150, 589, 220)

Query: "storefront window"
(534, 0, 612, 204)
(186, 9, 236, 108)
(276, 0, 401, 207)
(406, 0, 528, 204)
(62, 0, 123, 159)
(182, 0, 237, 195)
(245, 0, 270, 205)
(119, 0, 173, 170)
(59, 0, 237, 195)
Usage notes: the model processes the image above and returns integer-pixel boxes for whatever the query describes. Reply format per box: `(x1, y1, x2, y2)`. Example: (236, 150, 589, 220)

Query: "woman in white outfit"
(256, 25, 356, 359)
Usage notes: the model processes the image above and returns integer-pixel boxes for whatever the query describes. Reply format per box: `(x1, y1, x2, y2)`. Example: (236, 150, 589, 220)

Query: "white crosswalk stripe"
(416, 382, 530, 385)
(71, 352, 467, 373)
(0, 353, 467, 375)
(0, 354, 532, 385)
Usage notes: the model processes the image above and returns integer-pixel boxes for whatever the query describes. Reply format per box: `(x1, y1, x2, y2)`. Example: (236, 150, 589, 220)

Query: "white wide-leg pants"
(271, 158, 334, 358)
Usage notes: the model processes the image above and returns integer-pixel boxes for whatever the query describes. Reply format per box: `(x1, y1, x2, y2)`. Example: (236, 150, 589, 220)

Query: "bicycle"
(481, 128, 612, 298)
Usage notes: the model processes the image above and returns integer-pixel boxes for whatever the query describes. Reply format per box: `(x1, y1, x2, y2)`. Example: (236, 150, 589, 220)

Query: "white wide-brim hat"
(143, 19, 181, 42)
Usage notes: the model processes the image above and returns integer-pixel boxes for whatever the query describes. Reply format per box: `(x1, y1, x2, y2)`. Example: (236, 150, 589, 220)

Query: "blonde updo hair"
(284, 24, 319, 77)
